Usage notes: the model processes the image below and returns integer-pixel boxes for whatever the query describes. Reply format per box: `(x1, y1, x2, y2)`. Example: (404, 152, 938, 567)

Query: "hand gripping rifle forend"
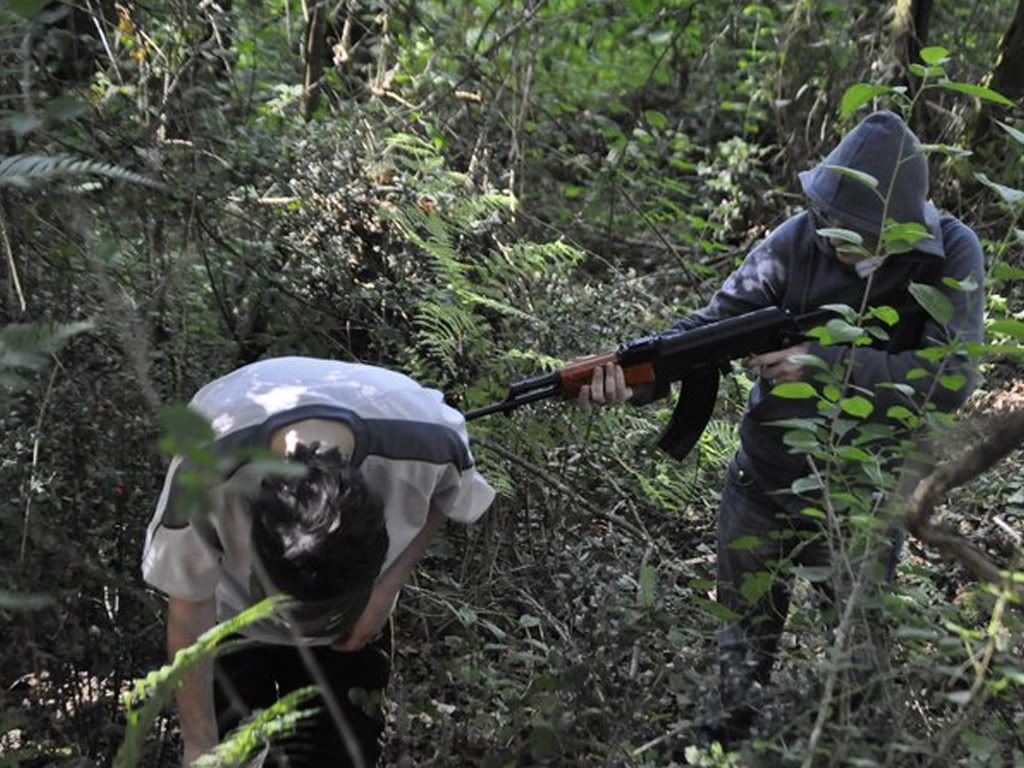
(463, 350, 657, 421)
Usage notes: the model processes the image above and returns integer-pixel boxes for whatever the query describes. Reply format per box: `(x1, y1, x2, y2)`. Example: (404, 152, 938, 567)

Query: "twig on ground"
(472, 437, 651, 542)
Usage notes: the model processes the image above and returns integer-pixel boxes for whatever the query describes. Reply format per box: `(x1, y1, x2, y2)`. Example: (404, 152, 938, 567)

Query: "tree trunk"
(973, 0, 1024, 145)
(990, 0, 1024, 104)
(893, 0, 934, 72)
(302, 1, 327, 121)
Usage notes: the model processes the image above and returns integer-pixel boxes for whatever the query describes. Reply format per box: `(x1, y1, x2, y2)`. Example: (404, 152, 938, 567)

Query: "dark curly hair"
(250, 441, 389, 637)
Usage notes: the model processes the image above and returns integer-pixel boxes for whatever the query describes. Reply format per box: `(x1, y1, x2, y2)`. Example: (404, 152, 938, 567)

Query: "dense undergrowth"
(1, 1, 1024, 766)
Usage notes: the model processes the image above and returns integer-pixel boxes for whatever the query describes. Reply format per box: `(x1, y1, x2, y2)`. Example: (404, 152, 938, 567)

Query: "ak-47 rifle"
(465, 306, 835, 460)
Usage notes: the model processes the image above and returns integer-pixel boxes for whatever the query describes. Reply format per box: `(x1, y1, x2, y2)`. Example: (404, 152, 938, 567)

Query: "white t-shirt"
(141, 357, 495, 644)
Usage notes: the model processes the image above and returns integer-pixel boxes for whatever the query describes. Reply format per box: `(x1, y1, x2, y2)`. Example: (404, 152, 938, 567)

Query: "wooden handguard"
(557, 352, 656, 397)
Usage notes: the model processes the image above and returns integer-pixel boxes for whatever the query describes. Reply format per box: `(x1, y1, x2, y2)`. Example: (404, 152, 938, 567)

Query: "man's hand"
(333, 504, 447, 652)
(331, 578, 398, 652)
(746, 344, 809, 385)
(577, 362, 633, 407)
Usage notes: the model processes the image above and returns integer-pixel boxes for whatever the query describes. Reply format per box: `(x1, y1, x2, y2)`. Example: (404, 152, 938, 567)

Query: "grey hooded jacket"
(675, 111, 985, 499)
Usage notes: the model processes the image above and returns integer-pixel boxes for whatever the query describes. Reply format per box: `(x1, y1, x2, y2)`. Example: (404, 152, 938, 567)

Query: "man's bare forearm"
(379, 505, 446, 590)
(168, 596, 218, 766)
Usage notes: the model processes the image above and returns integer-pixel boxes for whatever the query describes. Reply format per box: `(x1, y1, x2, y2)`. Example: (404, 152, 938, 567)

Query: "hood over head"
(799, 110, 943, 257)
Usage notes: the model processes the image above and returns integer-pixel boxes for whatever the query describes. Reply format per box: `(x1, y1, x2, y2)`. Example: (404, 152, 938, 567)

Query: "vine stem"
(0, 202, 26, 313)
(20, 364, 60, 567)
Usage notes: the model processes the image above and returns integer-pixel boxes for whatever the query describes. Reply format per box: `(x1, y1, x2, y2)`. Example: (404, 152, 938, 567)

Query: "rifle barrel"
(464, 382, 562, 421)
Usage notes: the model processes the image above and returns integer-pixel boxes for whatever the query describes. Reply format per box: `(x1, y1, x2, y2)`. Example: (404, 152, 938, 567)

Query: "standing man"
(581, 111, 985, 740)
(142, 357, 496, 767)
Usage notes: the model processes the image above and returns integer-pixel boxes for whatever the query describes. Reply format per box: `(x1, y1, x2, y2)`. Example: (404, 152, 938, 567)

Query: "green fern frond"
(193, 686, 320, 768)
(0, 154, 165, 189)
(0, 321, 93, 390)
(455, 287, 537, 323)
(388, 207, 468, 286)
(477, 455, 515, 498)
(500, 241, 584, 278)
(696, 418, 740, 469)
(113, 596, 285, 768)
(414, 300, 483, 375)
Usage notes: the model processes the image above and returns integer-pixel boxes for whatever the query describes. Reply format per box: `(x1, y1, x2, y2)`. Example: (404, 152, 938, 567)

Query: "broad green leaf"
(837, 446, 873, 462)
(820, 163, 879, 190)
(995, 120, 1024, 147)
(886, 406, 917, 425)
(917, 346, 950, 362)
(882, 220, 930, 245)
(243, 459, 307, 481)
(770, 382, 817, 399)
(823, 384, 841, 402)
(909, 282, 953, 325)
(830, 491, 866, 511)
(878, 381, 915, 398)
(158, 403, 216, 452)
(783, 429, 820, 452)
(790, 566, 832, 582)
(518, 614, 541, 629)
(992, 263, 1024, 283)
(910, 63, 946, 78)
(938, 82, 1014, 107)
(840, 83, 892, 119)
(740, 571, 773, 603)
(824, 318, 866, 343)
(942, 275, 979, 292)
(766, 417, 825, 431)
(689, 578, 716, 592)
(840, 396, 874, 418)
(643, 110, 668, 130)
(988, 318, 1024, 338)
(791, 475, 823, 494)
(872, 306, 899, 326)
(919, 46, 950, 65)
(817, 227, 863, 245)
(821, 303, 857, 322)
(939, 374, 967, 391)
(693, 596, 741, 622)
(918, 143, 972, 158)
(801, 507, 826, 520)
(975, 173, 1024, 208)
(727, 535, 762, 550)
(789, 353, 829, 370)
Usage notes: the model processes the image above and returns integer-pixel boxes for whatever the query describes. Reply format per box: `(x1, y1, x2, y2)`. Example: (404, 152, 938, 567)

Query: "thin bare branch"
(907, 408, 1024, 587)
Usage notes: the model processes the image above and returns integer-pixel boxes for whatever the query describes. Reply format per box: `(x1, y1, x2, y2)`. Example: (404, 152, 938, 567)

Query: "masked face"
(811, 205, 880, 267)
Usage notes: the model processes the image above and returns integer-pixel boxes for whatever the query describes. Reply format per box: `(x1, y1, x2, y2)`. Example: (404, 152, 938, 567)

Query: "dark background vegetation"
(1, 1, 1023, 766)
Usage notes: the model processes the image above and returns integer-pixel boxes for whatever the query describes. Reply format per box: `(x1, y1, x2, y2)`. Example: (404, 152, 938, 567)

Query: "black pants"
(214, 633, 391, 768)
(716, 452, 902, 715)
